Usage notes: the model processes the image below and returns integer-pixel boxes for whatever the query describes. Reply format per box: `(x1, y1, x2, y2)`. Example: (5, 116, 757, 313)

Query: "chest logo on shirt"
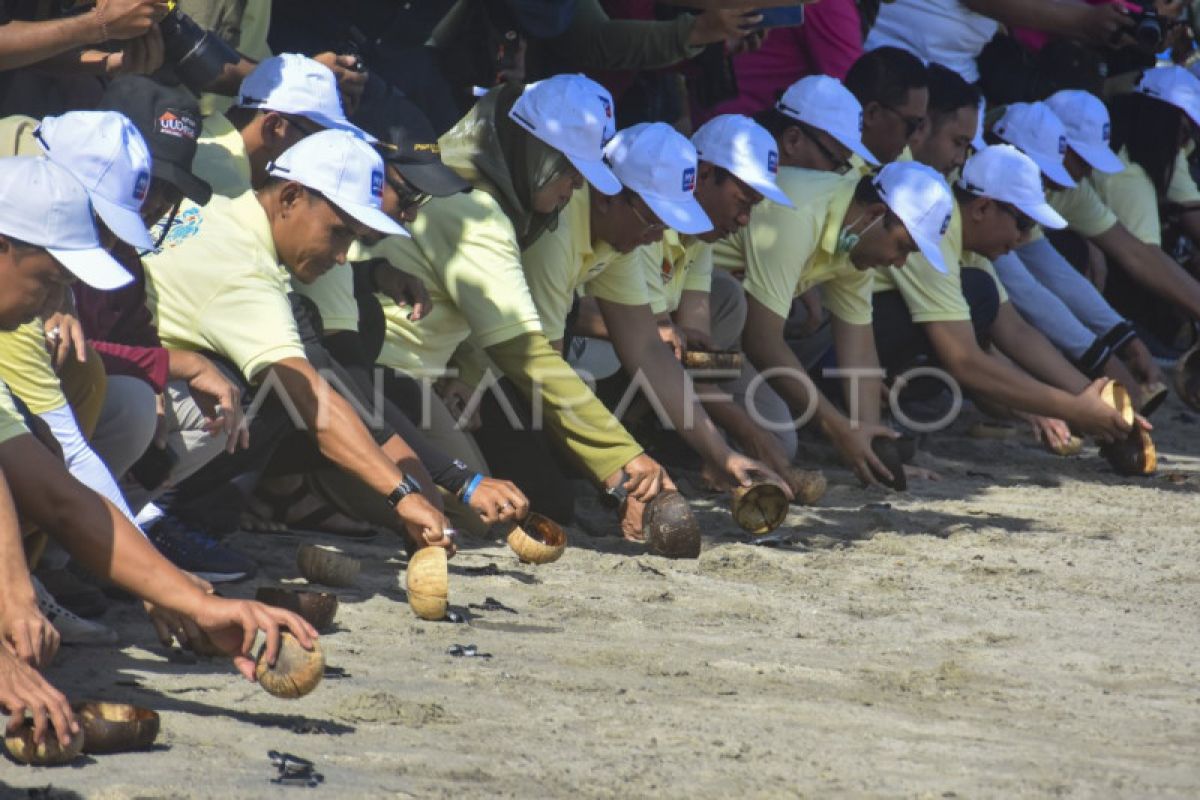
(132, 171, 149, 202)
(370, 170, 384, 201)
(682, 167, 696, 193)
(767, 150, 779, 176)
(157, 110, 198, 141)
(155, 205, 203, 250)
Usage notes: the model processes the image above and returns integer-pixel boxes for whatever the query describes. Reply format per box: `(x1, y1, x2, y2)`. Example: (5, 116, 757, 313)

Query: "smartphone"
(756, 6, 805, 28)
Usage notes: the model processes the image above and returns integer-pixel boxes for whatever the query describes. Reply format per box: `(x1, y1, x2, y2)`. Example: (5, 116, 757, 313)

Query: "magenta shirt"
(695, 0, 863, 124)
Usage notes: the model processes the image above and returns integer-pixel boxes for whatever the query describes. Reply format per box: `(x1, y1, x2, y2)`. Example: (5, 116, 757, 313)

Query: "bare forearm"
(942, 342, 1079, 419)
(0, 15, 102, 71)
(990, 304, 1090, 393)
(744, 326, 845, 438)
(0, 474, 35, 606)
(962, 0, 1086, 31)
(1100, 231, 1200, 319)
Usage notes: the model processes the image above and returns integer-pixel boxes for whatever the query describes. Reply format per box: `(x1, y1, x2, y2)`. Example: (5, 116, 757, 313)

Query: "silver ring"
(500, 502, 513, 510)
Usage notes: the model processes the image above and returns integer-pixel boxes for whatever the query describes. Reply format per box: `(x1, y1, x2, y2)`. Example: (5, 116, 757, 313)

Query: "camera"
(157, 7, 239, 94)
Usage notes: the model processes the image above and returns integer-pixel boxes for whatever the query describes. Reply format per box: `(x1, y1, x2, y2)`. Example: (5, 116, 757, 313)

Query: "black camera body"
(158, 8, 239, 94)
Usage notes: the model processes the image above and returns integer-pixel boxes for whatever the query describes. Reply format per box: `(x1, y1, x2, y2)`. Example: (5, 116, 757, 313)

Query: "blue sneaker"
(146, 515, 257, 583)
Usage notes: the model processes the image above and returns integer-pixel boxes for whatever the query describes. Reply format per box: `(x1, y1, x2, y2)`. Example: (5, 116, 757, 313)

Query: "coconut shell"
(1100, 426, 1157, 476)
(5, 718, 83, 765)
(1175, 344, 1200, 412)
(1046, 435, 1084, 457)
(682, 349, 743, 371)
(507, 513, 567, 564)
(255, 632, 324, 699)
(1100, 380, 1136, 426)
(255, 587, 338, 632)
(73, 702, 159, 754)
(405, 546, 449, 620)
(643, 491, 701, 559)
(784, 467, 827, 506)
(871, 438, 907, 491)
(296, 544, 360, 588)
(730, 482, 789, 535)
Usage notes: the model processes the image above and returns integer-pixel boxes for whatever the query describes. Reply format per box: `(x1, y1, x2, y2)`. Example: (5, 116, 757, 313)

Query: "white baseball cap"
(0, 157, 132, 290)
(1135, 65, 1200, 128)
(958, 145, 1067, 230)
(35, 111, 155, 251)
(508, 74, 620, 195)
(603, 123, 712, 236)
(991, 102, 1077, 189)
(691, 114, 793, 208)
(1044, 90, 1123, 174)
(775, 75, 878, 166)
(237, 54, 374, 142)
(873, 161, 954, 274)
(972, 99, 987, 153)
(266, 130, 407, 238)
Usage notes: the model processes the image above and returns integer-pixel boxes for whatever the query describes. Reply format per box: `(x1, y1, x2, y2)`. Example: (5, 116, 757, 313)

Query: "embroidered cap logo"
(682, 166, 696, 193)
(132, 171, 149, 202)
(157, 110, 198, 141)
(370, 170, 383, 200)
(767, 150, 779, 176)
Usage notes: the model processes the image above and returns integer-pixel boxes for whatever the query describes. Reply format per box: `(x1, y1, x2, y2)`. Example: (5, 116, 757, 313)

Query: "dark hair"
(853, 175, 900, 227)
(754, 106, 800, 139)
(953, 184, 981, 206)
(845, 47, 928, 109)
(1108, 90, 1182, 196)
(926, 63, 980, 125)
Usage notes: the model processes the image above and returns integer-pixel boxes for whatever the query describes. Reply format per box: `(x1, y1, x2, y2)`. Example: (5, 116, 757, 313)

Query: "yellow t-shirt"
(143, 191, 305, 383)
(713, 167, 874, 324)
(192, 111, 252, 200)
(1046, 181, 1118, 238)
(370, 190, 543, 376)
(619, 230, 712, 315)
(0, 380, 29, 445)
(874, 202, 970, 322)
(1090, 148, 1161, 246)
(293, 260, 360, 335)
(520, 188, 650, 341)
(1167, 144, 1200, 205)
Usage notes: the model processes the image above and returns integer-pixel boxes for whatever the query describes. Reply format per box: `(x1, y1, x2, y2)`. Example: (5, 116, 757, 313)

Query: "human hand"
(0, 646, 77, 749)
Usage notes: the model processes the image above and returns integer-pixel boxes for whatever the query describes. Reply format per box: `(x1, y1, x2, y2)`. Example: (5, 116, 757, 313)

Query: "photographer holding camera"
(0, 0, 168, 76)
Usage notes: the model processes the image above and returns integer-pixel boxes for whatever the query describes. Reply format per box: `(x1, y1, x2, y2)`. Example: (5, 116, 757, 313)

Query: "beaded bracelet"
(460, 473, 484, 505)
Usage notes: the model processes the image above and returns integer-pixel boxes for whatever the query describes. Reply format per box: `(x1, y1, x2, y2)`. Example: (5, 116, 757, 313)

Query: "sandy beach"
(4, 398, 1199, 799)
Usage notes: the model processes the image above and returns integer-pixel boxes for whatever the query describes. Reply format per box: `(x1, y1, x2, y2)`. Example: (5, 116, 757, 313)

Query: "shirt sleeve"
(198, 272, 306, 382)
(1167, 148, 1200, 205)
(1051, 182, 1119, 239)
(0, 380, 29, 446)
(740, 201, 817, 320)
(522, 226, 583, 342)
(820, 268, 874, 325)
(886, 248, 971, 323)
(546, 0, 700, 71)
(583, 248, 652, 309)
(681, 245, 714, 294)
(1093, 170, 1161, 246)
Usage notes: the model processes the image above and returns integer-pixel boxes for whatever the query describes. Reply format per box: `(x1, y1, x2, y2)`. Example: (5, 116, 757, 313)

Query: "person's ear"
(0, 235, 10, 255)
(866, 201, 889, 223)
(696, 161, 716, 186)
(969, 197, 991, 223)
(780, 126, 805, 161)
(278, 182, 307, 214)
(862, 101, 884, 129)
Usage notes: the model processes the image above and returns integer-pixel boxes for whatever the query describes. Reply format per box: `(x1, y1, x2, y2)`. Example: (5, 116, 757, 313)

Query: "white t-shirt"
(865, 0, 999, 83)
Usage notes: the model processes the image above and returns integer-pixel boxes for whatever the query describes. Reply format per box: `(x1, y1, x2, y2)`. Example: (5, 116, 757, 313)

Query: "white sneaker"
(32, 576, 118, 646)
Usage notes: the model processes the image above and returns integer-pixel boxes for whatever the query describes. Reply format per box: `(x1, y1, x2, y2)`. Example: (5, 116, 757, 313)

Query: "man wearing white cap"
(872, 144, 1131, 443)
(190, 53, 372, 201)
(756, 75, 879, 176)
(715, 160, 954, 486)
(362, 75, 676, 538)
(143, 130, 451, 556)
(987, 93, 1163, 409)
(0, 155, 317, 701)
(530, 121, 789, 499)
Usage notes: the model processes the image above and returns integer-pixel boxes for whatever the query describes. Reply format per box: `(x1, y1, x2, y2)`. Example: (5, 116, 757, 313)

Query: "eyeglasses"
(998, 202, 1035, 233)
(626, 194, 666, 237)
(386, 175, 432, 211)
(880, 105, 925, 138)
(799, 125, 851, 174)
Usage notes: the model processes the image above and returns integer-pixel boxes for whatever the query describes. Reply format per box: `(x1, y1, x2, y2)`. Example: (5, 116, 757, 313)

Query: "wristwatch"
(600, 470, 629, 510)
(386, 474, 422, 507)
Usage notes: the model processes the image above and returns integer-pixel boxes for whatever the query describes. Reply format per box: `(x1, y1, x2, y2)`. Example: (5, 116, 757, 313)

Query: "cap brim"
(46, 244, 133, 290)
(1016, 199, 1067, 230)
(831, 131, 879, 167)
(332, 198, 410, 238)
(300, 111, 378, 144)
(643, 192, 713, 237)
(1029, 152, 1077, 189)
(912, 232, 948, 274)
(972, 129, 987, 152)
(1070, 140, 1124, 174)
(737, 171, 793, 208)
(155, 160, 212, 206)
(568, 154, 621, 196)
(91, 194, 154, 251)
(392, 160, 471, 197)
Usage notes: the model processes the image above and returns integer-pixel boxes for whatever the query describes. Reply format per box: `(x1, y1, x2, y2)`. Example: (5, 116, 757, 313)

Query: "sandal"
(246, 478, 380, 540)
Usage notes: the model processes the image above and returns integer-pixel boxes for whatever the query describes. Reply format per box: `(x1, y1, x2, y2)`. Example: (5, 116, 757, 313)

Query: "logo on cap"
(682, 167, 696, 193)
(132, 171, 149, 202)
(767, 150, 779, 176)
(939, 212, 951, 237)
(599, 95, 613, 119)
(157, 110, 198, 141)
(858, 111, 864, 134)
(1102, 122, 1111, 142)
(1058, 135, 1067, 155)
(370, 170, 384, 200)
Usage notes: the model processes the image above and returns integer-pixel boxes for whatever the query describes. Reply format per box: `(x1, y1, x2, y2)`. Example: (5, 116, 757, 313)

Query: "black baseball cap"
(355, 91, 469, 198)
(98, 76, 213, 205)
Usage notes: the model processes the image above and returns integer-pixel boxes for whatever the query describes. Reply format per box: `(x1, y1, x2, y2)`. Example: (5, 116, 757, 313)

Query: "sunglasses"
(880, 105, 925, 138)
(799, 125, 851, 174)
(998, 202, 1035, 233)
(386, 176, 432, 211)
(626, 194, 666, 237)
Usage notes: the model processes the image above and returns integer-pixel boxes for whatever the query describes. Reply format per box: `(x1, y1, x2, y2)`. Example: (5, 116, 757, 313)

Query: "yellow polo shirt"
(1168, 144, 1200, 205)
(370, 190, 543, 376)
(294, 260, 359, 335)
(0, 380, 28, 445)
(1046, 181, 1118, 238)
(874, 202, 969, 322)
(143, 191, 305, 383)
(713, 167, 874, 324)
(618, 231, 712, 315)
(192, 111, 252, 199)
(1090, 148, 1161, 246)
(520, 188, 650, 341)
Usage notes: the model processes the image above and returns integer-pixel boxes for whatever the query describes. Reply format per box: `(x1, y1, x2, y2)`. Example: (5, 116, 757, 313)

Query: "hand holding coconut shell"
(406, 546, 450, 620)
(643, 491, 701, 558)
(5, 717, 83, 765)
(186, 594, 318, 684)
(256, 633, 325, 699)
(0, 646, 78, 757)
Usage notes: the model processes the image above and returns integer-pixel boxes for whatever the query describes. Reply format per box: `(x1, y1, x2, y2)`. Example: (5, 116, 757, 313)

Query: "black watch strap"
(386, 474, 422, 507)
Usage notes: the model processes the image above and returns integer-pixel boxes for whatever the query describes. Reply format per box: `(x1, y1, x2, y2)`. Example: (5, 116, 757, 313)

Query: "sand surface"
(3, 400, 1200, 799)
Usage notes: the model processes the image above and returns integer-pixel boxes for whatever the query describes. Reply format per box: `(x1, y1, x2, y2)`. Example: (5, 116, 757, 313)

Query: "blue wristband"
(460, 473, 484, 505)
